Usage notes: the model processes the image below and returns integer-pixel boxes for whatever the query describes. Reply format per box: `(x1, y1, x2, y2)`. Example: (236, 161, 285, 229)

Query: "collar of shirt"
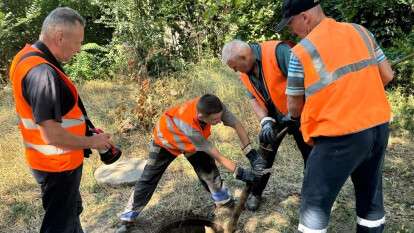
(33, 41, 66, 74)
(247, 43, 262, 77)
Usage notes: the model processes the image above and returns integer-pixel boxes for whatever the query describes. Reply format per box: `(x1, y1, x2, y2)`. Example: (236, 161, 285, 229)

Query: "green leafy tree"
(0, 0, 112, 83)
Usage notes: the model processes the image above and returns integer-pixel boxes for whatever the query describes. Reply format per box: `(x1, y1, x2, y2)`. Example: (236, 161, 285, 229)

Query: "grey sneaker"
(245, 194, 262, 211)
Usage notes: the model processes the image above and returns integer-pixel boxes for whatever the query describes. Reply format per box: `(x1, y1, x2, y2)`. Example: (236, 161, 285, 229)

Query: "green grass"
(0, 60, 413, 232)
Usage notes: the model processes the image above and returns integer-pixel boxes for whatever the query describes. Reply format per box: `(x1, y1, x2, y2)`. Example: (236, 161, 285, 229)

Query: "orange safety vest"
(9, 44, 86, 172)
(153, 98, 211, 156)
(239, 40, 289, 115)
(291, 18, 391, 144)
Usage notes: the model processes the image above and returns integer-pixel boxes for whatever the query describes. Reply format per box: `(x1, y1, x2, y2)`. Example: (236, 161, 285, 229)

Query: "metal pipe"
(391, 52, 414, 67)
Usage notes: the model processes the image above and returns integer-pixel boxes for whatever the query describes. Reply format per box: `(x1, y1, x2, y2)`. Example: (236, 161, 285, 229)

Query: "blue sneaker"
(120, 210, 139, 223)
(211, 187, 233, 206)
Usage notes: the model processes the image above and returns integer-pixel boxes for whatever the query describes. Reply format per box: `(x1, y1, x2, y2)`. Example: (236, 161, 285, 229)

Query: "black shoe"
(245, 194, 262, 211)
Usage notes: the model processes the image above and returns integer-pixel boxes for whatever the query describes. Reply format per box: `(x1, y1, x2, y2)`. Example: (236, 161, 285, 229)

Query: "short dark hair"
(197, 94, 223, 116)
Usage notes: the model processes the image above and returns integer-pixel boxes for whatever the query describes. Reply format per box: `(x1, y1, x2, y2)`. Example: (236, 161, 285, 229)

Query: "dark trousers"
(251, 125, 312, 196)
(131, 142, 223, 211)
(299, 123, 389, 233)
(32, 165, 84, 233)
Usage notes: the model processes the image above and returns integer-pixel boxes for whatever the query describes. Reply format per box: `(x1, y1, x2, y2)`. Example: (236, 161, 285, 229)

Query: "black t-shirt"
(22, 41, 75, 124)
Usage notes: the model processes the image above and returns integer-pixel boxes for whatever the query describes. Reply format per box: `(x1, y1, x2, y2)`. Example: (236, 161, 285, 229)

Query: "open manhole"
(156, 217, 224, 233)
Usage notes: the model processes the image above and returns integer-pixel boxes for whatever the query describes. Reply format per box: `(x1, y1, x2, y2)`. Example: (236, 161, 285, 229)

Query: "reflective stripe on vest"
(10, 44, 86, 172)
(153, 98, 211, 155)
(165, 116, 187, 151)
(156, 116, 208, 153)
(155, 121, 174, 150)
(18, 115, 85, 129)
(24, 142, 71, 155)
(172, 116, 206, 149)
(302, 24, 378, 97)
(291, 18, 390, 143)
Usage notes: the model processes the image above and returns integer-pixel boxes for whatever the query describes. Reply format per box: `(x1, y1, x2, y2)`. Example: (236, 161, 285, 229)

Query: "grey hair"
(221, 39, 250, 64)
(41, 7, 85, 35)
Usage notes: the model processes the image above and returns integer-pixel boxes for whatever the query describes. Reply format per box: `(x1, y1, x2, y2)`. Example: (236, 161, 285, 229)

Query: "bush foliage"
(1, 0, 413, 81)
(0, 0, 413, 132)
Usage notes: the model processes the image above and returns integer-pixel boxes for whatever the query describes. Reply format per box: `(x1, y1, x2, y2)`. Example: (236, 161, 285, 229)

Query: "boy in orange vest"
(119, 94, 266, 223)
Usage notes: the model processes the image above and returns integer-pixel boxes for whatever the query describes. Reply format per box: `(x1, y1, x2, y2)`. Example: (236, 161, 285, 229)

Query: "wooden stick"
(226, 185, 251, 233)
(225, 127, 289, 233)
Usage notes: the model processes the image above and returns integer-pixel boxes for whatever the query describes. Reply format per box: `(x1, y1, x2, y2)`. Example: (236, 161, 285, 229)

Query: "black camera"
(90, 128, 122, 165)
(98, 144, 122, 165)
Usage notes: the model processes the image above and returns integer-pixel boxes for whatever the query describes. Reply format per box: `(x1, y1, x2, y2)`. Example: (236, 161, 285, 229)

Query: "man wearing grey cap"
(275, 0, 394, 233)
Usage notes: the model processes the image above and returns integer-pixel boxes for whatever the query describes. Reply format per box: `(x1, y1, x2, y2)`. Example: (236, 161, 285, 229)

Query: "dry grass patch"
(0, 60, 413, 232)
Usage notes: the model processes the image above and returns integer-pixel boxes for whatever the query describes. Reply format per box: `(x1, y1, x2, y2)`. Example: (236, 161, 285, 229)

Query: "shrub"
(388, 89, 414, 136)
(64, 43, 111, 82)
(386, 30, 414, 96)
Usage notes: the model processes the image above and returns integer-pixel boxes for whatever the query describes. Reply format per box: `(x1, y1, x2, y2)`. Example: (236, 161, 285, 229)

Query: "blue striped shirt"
(286, 36, 387, 96)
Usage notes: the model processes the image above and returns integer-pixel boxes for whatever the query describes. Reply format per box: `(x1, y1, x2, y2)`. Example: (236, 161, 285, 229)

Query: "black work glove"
(259, 117, 277, 144)
(244, 146, 267, 172)
(281, 115, 300, 134)
(233, 166, 262, 184)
